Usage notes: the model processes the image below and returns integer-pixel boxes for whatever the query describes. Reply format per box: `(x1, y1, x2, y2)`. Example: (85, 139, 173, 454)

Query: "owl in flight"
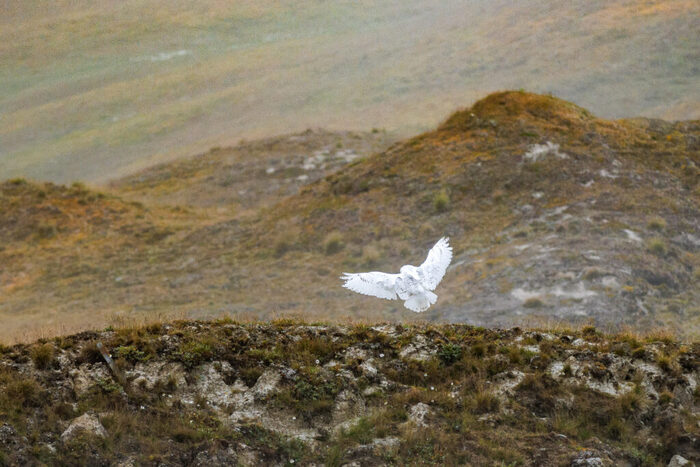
(341, 237, 452, 312)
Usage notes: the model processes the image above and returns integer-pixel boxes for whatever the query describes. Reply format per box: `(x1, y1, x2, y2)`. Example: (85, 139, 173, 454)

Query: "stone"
(408, 403, 432, 427)
(61, 413, 107, 443)
(129, 361, 187, 392)
(362, 385, 383, 397)
(191, 362, 235, 410)
(370, 324, 400, 337)
(571, 455, 604, 466)
(0, 423, 18, 447)
(346, 437, 400, 458)
(494, 370, 525, 397)
(115, 457, 137, 467)
(70, 364, 111, 397)
(667, 455, 691, 467)
(359, 361, 378, 378)
(344, 346, 369, 361)
(399, 335, 435, 362)
(252, 369, 281, 399)
(333, 390, 366, 426)
(192, 446, 239, 466)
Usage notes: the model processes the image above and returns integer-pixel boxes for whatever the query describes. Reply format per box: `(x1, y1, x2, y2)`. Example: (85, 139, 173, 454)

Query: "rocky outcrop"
(0, 321, 697, 465)
(60, 413, 107, 443)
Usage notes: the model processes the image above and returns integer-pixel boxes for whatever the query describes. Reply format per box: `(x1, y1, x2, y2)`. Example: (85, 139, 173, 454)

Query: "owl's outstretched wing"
(340, 272, 399, 300)
(418, 237, 452, 290)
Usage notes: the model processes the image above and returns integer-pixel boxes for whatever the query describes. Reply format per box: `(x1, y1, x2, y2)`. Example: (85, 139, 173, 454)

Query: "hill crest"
(0, 91, 698, 342)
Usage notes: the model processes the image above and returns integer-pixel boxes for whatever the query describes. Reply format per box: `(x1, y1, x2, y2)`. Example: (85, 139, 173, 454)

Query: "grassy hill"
(1, 0, 698, 183)
(0, 320, 697, 465)
(0, 91, 697, 343)
(110, 129, 394, 213)
(0, 130, 394, 342)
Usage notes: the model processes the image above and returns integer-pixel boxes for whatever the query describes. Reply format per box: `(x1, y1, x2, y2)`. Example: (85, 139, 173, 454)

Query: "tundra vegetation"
(0, 320, 697, 465)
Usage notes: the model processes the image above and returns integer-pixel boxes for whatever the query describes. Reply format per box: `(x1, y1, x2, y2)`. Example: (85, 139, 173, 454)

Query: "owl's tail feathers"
(403, 293, 433, 313)
(426, 290, 437, 304)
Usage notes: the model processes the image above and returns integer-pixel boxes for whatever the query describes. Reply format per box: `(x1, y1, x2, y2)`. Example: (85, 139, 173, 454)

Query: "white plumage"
(340, 237, 452, 312)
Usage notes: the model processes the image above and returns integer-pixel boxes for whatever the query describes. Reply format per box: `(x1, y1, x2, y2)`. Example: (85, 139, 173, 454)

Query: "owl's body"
(340, 238, 452, 312)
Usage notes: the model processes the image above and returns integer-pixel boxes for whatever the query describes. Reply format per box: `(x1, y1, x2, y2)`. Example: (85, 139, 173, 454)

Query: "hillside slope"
(0, 321, 697, 465)
(177, 92, 700, 336)
(0, 92, 698, 342)
(2, 0, 698, 183)
(110, 129, 394, 212)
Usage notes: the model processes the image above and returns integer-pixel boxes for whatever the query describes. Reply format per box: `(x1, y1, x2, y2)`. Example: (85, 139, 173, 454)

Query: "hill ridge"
(0, 91, 698, 343)
(0, 320, 697, 465)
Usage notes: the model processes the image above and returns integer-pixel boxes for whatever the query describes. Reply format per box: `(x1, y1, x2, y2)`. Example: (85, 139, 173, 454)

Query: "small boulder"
(61, 413, 107, 443)
(668, 455, 692, 467)
(70, 364, 111, 397)
(333, 390, 366, 426)
(399, 335, 435, 362)
(408, 403, 432, 427)
(344, 346, 369, 361)
(190, 362, 236, 410)
(252, 369, 281, 399)
(359, 361, 378, 378)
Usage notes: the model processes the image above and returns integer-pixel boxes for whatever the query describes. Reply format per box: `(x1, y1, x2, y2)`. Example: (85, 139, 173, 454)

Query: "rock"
(372, 437, 400, 449)
(130, 361, 187, 391)
(333, 390, 366, 426)
(494, 370, 525, 397)
(344, 346, 369, 361)
(115, 457, 137, 467)
(571, 452, 604, 466)
(399, 335, 435, 362)
(362, 385, 383, 397)
(61, 413, 107, 443)
(359, 361, 378, 378)
(672, 385, 694, 409)
(192, 446, 239, 466)
(251, 369, 281, 399)
(190, 362, 235, 410)
(0, 423, 18, 447)
(236, 443, 261, 466)
(70, 364, 111, 397)
(408, 403, 432, 427)
(229, 407, 262, 424)
(667, 455, 691, 467)
(347, 437, 400, 458)
(370, 324, 401, 337)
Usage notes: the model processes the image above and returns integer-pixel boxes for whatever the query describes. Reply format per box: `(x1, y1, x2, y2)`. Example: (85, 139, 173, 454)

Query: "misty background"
(1, 0, 698, 183)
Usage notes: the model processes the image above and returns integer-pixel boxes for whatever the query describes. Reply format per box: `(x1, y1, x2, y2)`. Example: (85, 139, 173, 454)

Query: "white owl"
(340, 237, 452, 312)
